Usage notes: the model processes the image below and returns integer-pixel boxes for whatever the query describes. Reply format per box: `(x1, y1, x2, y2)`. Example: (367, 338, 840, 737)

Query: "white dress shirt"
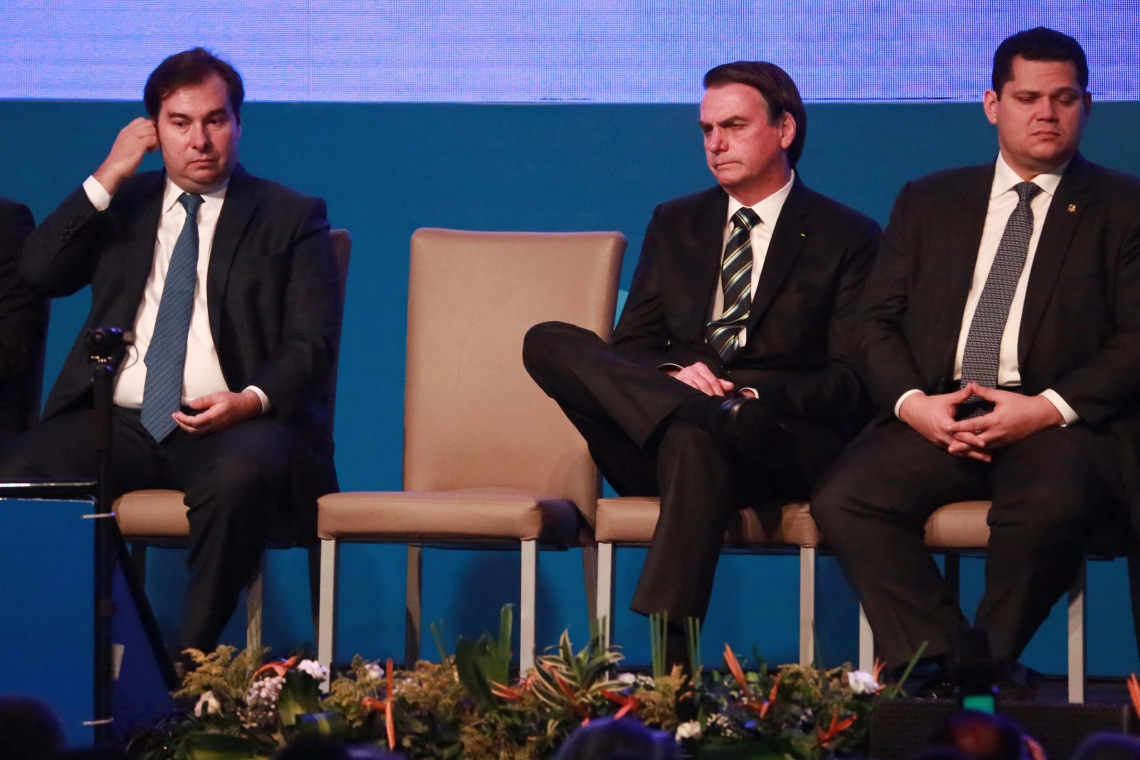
(894, 154, 1078, 423)
(711, 170, 796, 347)
(82, 175, 269, 412)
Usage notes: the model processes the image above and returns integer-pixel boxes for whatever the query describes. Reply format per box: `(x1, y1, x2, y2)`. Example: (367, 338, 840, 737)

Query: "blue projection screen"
(1, 1, 1136, 103)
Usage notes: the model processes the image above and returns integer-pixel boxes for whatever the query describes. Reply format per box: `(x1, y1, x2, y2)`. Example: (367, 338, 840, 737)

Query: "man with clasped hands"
(0, 48, 341, 654)
(812, 28, 1140, 682)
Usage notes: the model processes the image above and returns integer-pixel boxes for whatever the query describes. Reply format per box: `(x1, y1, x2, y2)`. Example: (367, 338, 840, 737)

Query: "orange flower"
(385, 657, 395, 751)
(252, 655, 299, 679)
(817, 710, 857, 748)
(872, 658, 887, 688)
(722, 644, 753, 700)
(601, 689, 642, 719)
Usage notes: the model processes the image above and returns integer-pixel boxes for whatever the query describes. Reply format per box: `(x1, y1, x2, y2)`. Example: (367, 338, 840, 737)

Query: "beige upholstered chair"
(316, 228, 625, 672)
(855, 500, 1108, 703)
(115, 229, 353, 651)
(594, 496, 822, 665)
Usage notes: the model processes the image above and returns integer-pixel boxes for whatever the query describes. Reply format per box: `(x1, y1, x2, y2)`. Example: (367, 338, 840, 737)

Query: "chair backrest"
(324, 229, 353, 433)
(403, 228, 625, 519)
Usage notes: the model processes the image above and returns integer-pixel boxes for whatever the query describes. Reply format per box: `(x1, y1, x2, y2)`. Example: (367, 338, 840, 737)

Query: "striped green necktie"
(707, 207, 761, 361)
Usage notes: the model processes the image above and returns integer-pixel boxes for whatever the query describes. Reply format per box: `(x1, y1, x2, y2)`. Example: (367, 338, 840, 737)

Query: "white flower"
(617, 673, 637, 685)
(363, 662, 384, 681)
(846, 670, 880, 694)
(194, 690, 220, 717)
(297, 659, 330, 684)
(675, 720, 703, 741)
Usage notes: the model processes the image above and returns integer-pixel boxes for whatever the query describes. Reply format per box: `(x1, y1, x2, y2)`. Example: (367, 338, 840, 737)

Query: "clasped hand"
(171, 390, 263, 436)
(898, 382, 1063, 462)
(667, 362, 757, 398)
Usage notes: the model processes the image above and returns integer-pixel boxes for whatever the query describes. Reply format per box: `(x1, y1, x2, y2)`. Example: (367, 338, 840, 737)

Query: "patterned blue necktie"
(707, 207, 761, 362)
(140, 192, 204, 442)
(959, 181, 1042, 417)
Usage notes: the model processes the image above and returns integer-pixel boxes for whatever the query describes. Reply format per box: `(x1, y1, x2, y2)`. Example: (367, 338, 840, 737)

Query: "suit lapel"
(1017, 153, 1092, 368)
(206, 164, 259, 344)
(677, 188, 729, 341)
(123, 173, 166, 315)
(745, 176, 808, 333)
(930, 164, 995, 380)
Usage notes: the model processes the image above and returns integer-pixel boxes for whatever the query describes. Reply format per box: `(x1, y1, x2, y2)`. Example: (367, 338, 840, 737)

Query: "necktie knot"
(179, 193, 204, 218)
(733, 207, 761, 232)
(1015, 181, 1041, 205)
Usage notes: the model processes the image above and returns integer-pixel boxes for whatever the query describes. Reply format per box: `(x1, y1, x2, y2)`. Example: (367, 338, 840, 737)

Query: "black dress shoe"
(710, 396, 779, 452)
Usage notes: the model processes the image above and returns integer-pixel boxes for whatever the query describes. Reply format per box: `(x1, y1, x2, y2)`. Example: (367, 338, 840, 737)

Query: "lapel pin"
(800, 232, 806, 237)
(1068, 203, 1077, 212)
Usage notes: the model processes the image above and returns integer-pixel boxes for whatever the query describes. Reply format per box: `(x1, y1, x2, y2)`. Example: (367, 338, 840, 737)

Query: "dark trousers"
(523, 321, 810, 620)
(810, 420, 1117, 667)
(0, 406, 291, 651)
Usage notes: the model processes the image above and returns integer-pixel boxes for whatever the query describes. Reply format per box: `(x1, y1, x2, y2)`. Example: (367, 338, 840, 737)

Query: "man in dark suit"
(0, 48, 341, 652)
(811, 28, 1140, 678)
(524, 61, 879, 661)
(0, 198, 48, 448)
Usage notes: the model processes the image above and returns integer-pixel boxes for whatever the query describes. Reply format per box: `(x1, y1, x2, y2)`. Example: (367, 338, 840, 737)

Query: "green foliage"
(455, 603, 514, 709)
(277, 671, 323, 727)
(649, 612, 669, 679)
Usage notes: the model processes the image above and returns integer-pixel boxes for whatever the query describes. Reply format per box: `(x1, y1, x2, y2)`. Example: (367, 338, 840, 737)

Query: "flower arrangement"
(129, 606, 920, 759)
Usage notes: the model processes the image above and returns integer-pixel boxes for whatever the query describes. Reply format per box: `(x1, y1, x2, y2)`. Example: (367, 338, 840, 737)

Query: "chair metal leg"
(246, 555, 265, 652)
(1067, 559, 1087, 704)
(306, 543, 321, 647)
(799, 547, 816, 666)
(520, 539, 537, 673)
(944, 552, 960, 605)
(406, 544, 423, 667)
(858, 604, 874, 673)
(317, 539, 339, 677)
(581, 544, 598, 623)
(130, 543, 148, 587)
(596, 542, 614, 649)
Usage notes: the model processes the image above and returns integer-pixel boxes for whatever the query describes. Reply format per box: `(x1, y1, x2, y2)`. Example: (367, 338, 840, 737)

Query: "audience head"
(0, 696, 65, 760)
(552, 717, 679, 760)
(1073, 733, 1140, 760)
(985, 27, 1090, 176)
(143, 48, 243, 193)
(927, 710, 1029, 760)
(700, 61, 805, 203)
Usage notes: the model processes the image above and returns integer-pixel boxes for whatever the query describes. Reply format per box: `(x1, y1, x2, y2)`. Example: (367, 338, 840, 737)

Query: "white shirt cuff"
(658, 363, 684, 373)
(740, 387, 758, 398)
(83, 175, 112, 211)
(895, 389, 925, 419)
(1039, 389, 1079, 426)
(243, 386, 271, 414)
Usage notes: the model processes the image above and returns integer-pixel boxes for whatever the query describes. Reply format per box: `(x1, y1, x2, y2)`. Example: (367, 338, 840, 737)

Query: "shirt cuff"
(740, 387, 759, 399)
(243, 386, 271, 414)
(83, 175, 112, 211)
(1039, 389, 1079, 426)
(894, 389, 925, 420)
(657, 363, 684, 373)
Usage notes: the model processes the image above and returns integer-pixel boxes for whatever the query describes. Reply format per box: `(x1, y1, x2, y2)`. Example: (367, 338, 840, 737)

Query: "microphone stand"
(86, 328, 132, 747)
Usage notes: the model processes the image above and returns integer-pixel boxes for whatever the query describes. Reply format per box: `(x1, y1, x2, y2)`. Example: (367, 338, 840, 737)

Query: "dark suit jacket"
(857, 154, 1140, 526)
(0, 198, 49, 445)
(19, 166, 342, 539)
(612, 177, 881, 471)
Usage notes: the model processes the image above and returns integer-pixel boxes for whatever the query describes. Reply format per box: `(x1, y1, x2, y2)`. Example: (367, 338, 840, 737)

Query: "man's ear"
(780, 113, 796, 151)
(982, 89, 1000, 126)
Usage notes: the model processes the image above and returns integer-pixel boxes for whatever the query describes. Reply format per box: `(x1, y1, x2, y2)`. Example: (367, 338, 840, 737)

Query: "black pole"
(92, 362, 115, 746)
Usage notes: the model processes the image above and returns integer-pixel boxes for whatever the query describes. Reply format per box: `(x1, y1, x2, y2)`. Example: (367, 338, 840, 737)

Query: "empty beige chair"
(855, 500, 1093, 703)
(115, 229, 353, 651)
(317, 229, 625, 672)
(594, 496, 822, 665)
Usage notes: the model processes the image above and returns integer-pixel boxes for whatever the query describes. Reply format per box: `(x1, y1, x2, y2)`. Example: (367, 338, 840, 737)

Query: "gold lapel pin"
(1068, 203, 1077, 212)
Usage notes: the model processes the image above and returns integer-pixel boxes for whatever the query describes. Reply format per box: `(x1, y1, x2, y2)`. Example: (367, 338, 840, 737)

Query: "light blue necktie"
(140, 192, 204, 442)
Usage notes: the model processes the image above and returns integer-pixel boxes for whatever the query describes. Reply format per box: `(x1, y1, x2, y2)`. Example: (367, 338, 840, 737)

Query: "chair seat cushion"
(922, 501, 991, 549)
(594, 496, 820, 548)
(317, 488, 580, 544)
(114, 489, 189, 538)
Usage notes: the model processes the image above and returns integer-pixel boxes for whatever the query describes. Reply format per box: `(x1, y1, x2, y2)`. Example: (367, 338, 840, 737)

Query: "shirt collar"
(991, 152, 1067, 200)
(162, 174, 230, 215)
(726, 170, 796, 229)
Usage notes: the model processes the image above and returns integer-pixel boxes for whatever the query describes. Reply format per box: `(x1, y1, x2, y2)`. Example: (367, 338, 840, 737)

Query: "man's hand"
(898, 385, 992, 462)
(92, 117, 159, 196)
(944, 382, 1063, 452)
(172, 390, 263, 436)
(668, 361, 734, 396)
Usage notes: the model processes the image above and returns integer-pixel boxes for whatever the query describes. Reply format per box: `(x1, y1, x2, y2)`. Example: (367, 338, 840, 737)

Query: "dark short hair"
(143, 47, 245, 123)
(703, 61, 807, 167)
(992, 27, 1089, 96)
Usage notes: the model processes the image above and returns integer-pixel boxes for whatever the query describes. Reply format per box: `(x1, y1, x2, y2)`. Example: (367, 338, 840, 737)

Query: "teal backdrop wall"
(1, 100, 1138, 675)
